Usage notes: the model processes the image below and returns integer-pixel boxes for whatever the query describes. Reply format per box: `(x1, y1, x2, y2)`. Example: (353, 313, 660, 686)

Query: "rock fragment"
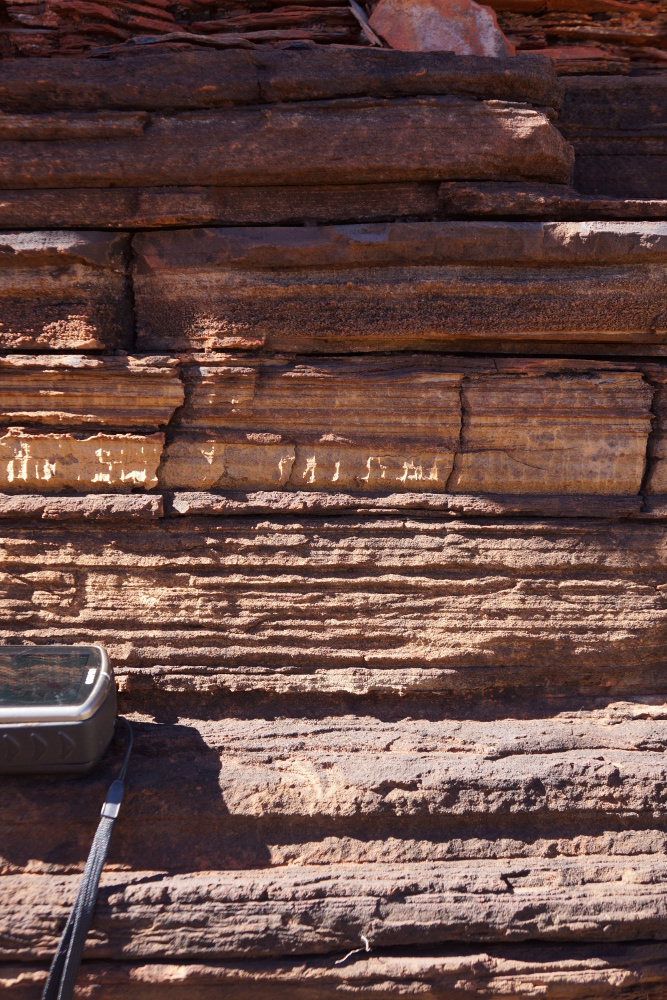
(369, 0, 516, 56)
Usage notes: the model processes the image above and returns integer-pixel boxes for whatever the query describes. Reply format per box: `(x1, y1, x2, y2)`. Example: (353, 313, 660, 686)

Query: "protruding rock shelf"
(133, 222, 667, 355)
(0, 51, 563, 113)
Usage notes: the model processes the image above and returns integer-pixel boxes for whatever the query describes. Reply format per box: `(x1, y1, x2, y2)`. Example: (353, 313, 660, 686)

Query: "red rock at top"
(369, 0, 516, 56)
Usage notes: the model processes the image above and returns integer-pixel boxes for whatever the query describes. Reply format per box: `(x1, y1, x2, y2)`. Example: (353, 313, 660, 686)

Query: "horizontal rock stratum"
(1, 516, 666, 697)
(0, 355, 661, 495)
(3, 223, 666, 355)
(133, 222, 667, 354)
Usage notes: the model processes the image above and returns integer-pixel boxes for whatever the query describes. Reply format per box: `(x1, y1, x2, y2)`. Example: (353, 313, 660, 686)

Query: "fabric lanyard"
(42, 718, 133, 1000)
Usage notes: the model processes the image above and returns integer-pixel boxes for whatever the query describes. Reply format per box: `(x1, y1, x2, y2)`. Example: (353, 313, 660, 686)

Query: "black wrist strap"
(42, 718, 133, 1000)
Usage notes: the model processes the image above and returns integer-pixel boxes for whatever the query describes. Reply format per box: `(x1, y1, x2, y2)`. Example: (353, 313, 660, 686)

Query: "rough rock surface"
(161, 358, 653, 495)
(166, 489, 646, 517)
(1, 0, 663, 72)
(6, 947, 667, 1000)
(1, 517, 667, 698)
(0, 429, 164, 492)
(0, 101, 572, 191)
(0, 231, 131, 351)
(0, 354, 662, 496)
(133, 222, 667, 355)
(0, 51, 562, 112)
(0, 494, 163, 520)
(437, 181, 667, 220)
(3, 183, 667, 231)
(0, 355, 183, 429)
(369, 0, 516, 56)
(5, 698, 667, 990)
(8, 858, 667, 959)
(1, 48, 667, 1000)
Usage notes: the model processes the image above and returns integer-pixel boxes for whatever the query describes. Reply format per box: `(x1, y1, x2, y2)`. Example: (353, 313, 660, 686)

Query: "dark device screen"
(0, 648, 96, 706)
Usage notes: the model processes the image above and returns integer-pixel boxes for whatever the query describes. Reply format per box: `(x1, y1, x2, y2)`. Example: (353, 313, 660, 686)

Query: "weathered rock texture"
(5, 696, 667, 993)
(6, 946, 667, 1000)
(0, 231, 131, 351)
(0, 50, 662, 230)
(0, 355, 183, 428)
(437, 181, 667, 219)
(0, 50, 563, 111)
(494, 0, 667, 76)
(0, 51, 586, 232)
(4, 182, 667, 231)
(0, 101, 572, 190)
(161, 357, 653, 494)
(0, 429, 164, 492)
(0, 494, 163, 520)
(2, 47, 667, 1000)
(368, 0, 516, 56)
(2, 517, 667, 698)
(133, 222, 667, 355)
(4, 352, 665, 495)
(0, 0, 663, 72)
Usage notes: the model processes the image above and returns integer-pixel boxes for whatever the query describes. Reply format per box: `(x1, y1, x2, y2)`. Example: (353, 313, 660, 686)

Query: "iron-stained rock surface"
(133, 222, 667, 355)
(0, 231, 131, 351)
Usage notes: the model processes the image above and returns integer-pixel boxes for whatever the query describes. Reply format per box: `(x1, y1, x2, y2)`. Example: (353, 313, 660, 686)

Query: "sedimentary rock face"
(2, 47, 667, 1000)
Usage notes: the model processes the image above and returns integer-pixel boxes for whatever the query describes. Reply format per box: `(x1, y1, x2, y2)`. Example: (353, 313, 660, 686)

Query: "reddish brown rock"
(0, 46, 663, 1000)
(0, 184, 443, 231)
(370, 0, 516, 56)
(0, 493, 163, 520)
(642, 365, 667, 495)
(0, 355, 183, 430)
(1, 517, 666, 698)
(0, 50, 561, 112)
(133, 222, 667, 355)
(0, 231, 131, 351)
(0, 100, 572, 191)
(6, 857, 667, 962)
(437, 181, 667, 220)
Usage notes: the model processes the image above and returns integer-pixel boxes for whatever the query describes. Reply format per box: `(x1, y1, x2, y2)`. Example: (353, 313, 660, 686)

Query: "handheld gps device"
(1, 643, 131, 1000)
(0, 644, 117, 774)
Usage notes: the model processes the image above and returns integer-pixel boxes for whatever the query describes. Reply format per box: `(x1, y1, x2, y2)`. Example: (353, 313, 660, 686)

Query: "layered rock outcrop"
(1, 48, 666, 1000)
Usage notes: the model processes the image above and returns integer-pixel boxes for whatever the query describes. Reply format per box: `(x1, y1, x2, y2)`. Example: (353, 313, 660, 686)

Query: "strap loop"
(101, 779, 125, 819)
(42, 717, 133, 1000)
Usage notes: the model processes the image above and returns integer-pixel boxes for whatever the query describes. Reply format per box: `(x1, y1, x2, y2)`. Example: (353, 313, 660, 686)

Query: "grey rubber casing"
(0, 645, 117, 774)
